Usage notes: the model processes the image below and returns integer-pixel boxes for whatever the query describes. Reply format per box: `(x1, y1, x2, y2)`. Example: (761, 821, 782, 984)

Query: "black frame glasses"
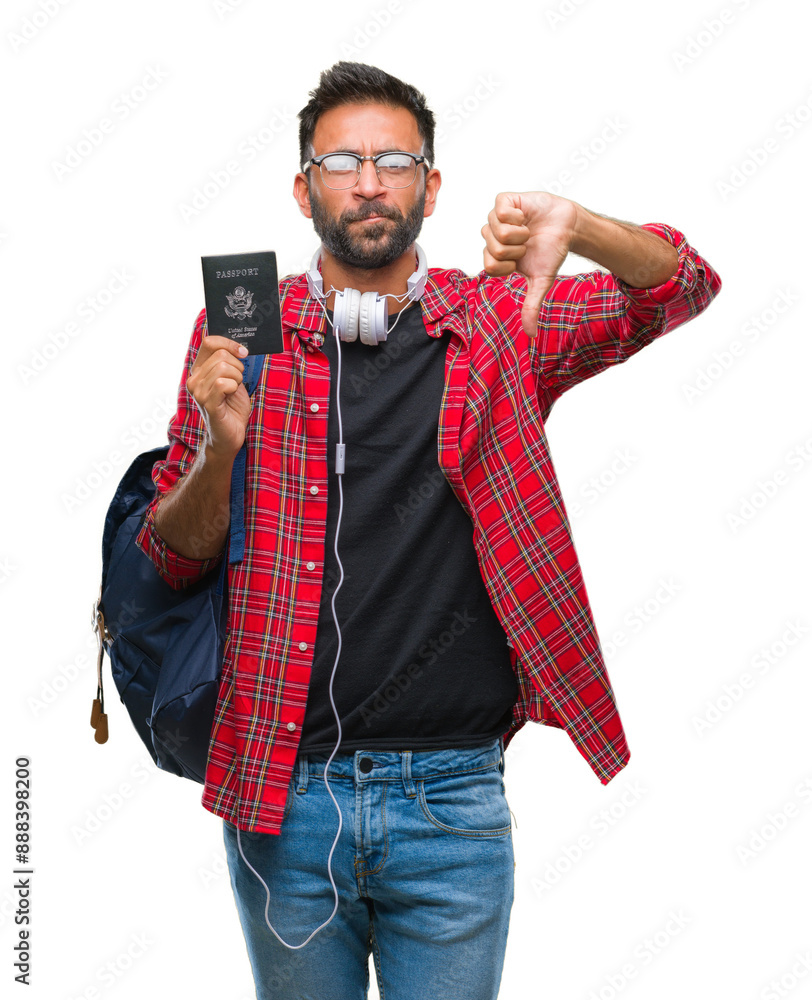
(305, 151, 428, 189)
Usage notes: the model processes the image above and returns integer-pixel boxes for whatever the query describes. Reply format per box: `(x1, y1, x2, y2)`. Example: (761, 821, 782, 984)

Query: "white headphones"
(305, 243, 428, 345)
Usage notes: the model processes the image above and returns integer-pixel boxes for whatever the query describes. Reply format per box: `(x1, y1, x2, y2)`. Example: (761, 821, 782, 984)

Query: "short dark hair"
(297, 61, 436, 172)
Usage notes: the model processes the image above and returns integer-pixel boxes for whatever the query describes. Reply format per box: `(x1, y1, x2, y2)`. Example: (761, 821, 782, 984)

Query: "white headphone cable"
(235, 318, 349, 950)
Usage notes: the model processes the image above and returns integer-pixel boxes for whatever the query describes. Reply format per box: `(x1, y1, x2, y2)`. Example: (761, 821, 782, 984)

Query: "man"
(137, 61, 721, 999)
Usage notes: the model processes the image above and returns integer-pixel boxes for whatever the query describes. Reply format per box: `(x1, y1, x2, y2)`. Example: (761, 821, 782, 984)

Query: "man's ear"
(292, 172, 312, 219)
(423, 167, 442, 219)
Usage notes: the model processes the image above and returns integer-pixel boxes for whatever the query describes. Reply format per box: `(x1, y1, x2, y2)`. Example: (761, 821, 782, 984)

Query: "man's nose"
(355, 158, 386, 197)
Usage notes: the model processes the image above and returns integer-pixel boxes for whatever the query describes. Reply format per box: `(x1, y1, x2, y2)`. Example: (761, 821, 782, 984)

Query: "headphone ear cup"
(358, 291, 387, 346)
(335, 287, 362, 342)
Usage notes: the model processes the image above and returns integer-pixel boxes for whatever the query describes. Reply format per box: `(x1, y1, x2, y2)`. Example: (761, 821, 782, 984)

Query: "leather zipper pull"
(91, 596, 109, 744)
(94, 712, 109, 744)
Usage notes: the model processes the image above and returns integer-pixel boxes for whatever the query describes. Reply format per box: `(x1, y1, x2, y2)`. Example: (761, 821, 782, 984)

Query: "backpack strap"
(227, 353, 264, 566)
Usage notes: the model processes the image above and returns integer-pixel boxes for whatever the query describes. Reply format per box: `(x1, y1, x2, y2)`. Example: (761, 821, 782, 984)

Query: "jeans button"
(359, 757, 374, 774)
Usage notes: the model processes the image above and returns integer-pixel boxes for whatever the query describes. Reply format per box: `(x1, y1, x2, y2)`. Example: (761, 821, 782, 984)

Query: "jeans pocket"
(282, 779, 295, 821)
(417, 766, 512, 839)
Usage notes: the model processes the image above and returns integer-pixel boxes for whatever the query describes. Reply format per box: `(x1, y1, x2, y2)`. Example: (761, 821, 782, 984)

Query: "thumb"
(521, 275, 552, 339)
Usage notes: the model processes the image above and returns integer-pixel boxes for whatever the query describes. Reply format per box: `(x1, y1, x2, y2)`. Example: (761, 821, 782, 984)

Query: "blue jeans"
(223, 738, 515, 999)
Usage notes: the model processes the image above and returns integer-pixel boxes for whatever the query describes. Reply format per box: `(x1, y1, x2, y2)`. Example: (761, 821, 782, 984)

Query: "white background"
(3, 0, 811, 998)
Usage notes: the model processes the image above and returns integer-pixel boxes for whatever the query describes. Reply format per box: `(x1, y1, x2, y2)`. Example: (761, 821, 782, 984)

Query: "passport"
(200, 250, 284, 355)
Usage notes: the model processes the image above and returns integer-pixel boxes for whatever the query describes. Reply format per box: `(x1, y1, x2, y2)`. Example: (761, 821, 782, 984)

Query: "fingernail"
(238, 345, 248, 356)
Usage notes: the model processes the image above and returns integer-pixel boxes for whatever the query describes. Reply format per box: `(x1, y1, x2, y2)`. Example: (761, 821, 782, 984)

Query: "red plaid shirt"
(136, 222, 721, 834)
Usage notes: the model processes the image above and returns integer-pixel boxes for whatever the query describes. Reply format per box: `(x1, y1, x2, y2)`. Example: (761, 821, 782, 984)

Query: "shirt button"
(310, 403, 320, 413)
(310, 485, 319, 495)
(298, 641, 308, 651)
(306, 561, 316, 571)
(286, 722, 296, 732)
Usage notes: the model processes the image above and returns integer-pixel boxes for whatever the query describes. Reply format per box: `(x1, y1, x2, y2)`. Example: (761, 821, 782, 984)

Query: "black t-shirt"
(298, 300, 518, 753)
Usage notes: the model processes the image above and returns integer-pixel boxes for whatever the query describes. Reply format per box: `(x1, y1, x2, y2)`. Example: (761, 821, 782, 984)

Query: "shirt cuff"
(135, 500, 223, 590)
(611, 222, 698, 307)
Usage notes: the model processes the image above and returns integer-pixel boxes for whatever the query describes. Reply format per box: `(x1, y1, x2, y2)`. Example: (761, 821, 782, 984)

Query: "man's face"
(294, 103, 441, 270)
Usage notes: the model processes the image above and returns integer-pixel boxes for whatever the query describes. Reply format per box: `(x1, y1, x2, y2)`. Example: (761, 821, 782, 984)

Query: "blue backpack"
(91, 354, 263, 783)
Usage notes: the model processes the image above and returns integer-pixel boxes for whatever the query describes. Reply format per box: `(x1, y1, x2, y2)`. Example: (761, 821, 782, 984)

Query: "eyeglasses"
(305, 151, 428, 190)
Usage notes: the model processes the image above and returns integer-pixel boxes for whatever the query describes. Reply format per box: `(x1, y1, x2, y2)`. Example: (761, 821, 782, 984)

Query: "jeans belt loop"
(498, 735, 506, 776)
(401, 750, 416, 799)
(296, 753, 309, 794)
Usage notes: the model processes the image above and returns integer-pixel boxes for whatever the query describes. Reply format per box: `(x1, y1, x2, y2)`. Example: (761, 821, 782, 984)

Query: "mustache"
(343, 203, 401, 223)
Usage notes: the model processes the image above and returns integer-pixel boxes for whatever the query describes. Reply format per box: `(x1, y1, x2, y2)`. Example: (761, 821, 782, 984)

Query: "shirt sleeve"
(134, 307, 225, 590)
(518, 222, 722, 420)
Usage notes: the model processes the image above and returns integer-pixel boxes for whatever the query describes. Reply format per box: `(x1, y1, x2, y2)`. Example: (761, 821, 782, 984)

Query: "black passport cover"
(200, 250, 284, 355)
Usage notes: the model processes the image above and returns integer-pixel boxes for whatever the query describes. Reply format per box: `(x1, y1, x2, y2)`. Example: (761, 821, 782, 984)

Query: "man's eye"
(378, 154, 412, 169)
(323, 155, 357, 172)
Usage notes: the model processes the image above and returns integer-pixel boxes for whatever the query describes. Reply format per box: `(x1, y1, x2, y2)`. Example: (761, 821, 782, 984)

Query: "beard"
(308, 183, 426, 270)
